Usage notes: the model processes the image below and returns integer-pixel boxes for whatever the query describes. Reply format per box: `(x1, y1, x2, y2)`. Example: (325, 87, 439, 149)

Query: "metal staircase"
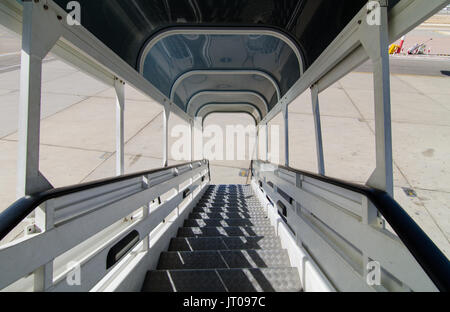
(141, 185, 302, 292)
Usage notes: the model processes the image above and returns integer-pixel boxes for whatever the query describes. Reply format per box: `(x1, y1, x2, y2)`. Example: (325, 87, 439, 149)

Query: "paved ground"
(0, 24, 449, 258)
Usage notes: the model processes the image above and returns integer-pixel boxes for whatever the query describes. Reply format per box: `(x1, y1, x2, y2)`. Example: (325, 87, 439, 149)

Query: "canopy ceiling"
(52, 0, 400, 118)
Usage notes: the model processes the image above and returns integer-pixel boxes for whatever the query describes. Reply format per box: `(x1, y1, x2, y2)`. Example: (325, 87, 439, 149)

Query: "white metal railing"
(0, 160, 210, 291)
(251, 160, 442, 292)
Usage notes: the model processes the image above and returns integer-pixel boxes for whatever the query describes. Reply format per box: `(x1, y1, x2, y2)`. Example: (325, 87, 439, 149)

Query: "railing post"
(361, 1, 394, 196)
(17, 1, 61, 197)
(190, 119, 194, 161)
(254, 124, 259, 161)
(34, 200, 55, 291)
(282, 104, 289, 166)
(311, 84, 325, 175)
(265, 122, 269, 161)
(163, 105, 170, 167)
(115, 79, 125, 176)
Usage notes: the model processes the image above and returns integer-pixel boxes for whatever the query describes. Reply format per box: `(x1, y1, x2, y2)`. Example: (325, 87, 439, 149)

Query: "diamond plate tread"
(199, 202, 261, 206)
(189, 212, 268, 220)
(199, 198, 259, 202)
(168, 236, 282, 251)
(142, 268, 301, 292)
(193, 208, 266, 214)
(196, 205, 263, 211)
(157, 250, 291, 270)
(203, 195, 255, 198)
(197, 201, 262, 207)
(198, 200, 262, 207)
(184, 218, 271, 228)
(177, 226, 275, 238)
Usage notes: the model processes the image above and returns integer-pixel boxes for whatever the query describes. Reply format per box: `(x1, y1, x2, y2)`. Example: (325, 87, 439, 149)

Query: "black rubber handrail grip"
(0, 160, 208, 241)
(252, 160, 450, 291)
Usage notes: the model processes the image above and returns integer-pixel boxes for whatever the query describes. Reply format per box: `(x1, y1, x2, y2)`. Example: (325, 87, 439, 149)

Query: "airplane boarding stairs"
(142, 185, 302, 292)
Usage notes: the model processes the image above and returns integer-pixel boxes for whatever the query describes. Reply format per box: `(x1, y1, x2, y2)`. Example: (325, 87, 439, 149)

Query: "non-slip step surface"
(177, 226, 275, 238)
(157, 250, 291, 270)
(189, 212, 268, 220)
(168, 236, 282, 251)
(142, 268, 301, 292)
(142, 184, 302, 292)
(192, 208, 266, 214)
(184, 218, 271, 228)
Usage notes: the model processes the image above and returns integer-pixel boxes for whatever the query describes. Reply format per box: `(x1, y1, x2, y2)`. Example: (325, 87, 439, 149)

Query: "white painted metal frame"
(251, 160, 437, 292)
(310, 84, 325, 175)
(255, 0, 448, 195)
(187, 91, 269, 117)
(196, 103, 262, 124)
(115, 79, 125, 176)
(169, 69, 282, 103)
(0, 161, 210, 291)
(138, 28, 305, 75)
(0, 0, 195, 123)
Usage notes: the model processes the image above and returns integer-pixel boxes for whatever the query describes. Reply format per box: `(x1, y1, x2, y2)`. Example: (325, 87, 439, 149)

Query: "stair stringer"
(94, 182, 210, 292)
(251, 180, 335, 292)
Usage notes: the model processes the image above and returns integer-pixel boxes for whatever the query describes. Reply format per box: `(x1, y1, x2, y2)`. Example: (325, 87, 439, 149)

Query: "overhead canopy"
(53, 0, 400, 119)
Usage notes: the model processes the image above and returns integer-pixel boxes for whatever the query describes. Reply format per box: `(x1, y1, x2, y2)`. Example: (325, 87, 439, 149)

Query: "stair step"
(189, 212, 267, 220)
(168, 236, 281, 251)
(157, 250, 291, 270)
(193, 207, 264, 214)
(177, 226, 275, 238)
(142, 268, 301, 292)
(198, 202, 261, 207)
(195, 206, 263, 212)
(184, 218, 271, 227)
(197, 201, 262, 206)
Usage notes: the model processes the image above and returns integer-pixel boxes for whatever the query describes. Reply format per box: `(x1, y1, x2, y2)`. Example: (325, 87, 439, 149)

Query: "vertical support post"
(17, 2, 61, 197)
(311, 84, 325, 175)
(190, 119, 194, 161)
(34, 200, 55, 291)
(361, 1, 394, 196)
(200, 118, 205, 160)
(265, 122, 269, 162)
(254, 124, 259, 161)
(282, 104, 289, 166)
(162, 105, 170, 167)
(115, 79, 125, 176)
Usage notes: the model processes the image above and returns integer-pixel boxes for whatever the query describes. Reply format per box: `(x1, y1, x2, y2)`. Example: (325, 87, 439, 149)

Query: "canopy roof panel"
(52, 0, 400, 117)
(141, 33, 301, 112)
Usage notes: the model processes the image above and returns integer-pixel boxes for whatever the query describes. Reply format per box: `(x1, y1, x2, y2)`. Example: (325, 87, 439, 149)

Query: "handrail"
(251, 160, 450, 292)
(0, 160, 209, 241)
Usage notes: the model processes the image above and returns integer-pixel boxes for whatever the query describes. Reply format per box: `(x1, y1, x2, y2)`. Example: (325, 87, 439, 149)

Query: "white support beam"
(265, 123, 269, 162)
(115, 79, 125, 176)
(0, 0, 193, 125)
(311, 85, 325, 175)
(282, 104, 289, 167)
(163, 106, 170, 167)
(254, 125, 259, 161)
(361, 2, 394, 196)
(17, 2, 61, 197)
(190, 120, 194, 161)
(260, 0, 449, 126)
